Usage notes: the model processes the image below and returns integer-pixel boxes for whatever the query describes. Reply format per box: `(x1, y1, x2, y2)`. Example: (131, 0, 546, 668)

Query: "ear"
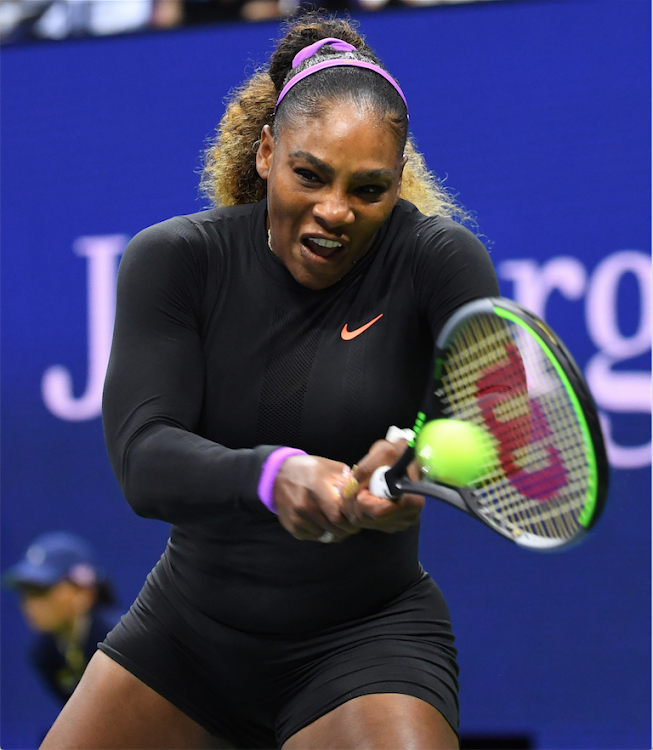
(256, 125, 275, 181)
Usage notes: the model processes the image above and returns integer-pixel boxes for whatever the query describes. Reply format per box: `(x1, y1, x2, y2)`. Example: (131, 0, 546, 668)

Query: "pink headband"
(275, 38, 409, 118)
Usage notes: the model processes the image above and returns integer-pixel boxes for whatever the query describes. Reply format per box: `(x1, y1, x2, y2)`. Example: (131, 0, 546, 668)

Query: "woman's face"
(19, 581, 96, 634)
(257, 102, 405, 290)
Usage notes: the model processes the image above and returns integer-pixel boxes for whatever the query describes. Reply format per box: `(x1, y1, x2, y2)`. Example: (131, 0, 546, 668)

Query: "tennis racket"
(356, 297, 609, 551)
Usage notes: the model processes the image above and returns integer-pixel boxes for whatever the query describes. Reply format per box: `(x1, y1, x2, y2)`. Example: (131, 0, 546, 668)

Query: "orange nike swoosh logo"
(341, 313, 384, 341)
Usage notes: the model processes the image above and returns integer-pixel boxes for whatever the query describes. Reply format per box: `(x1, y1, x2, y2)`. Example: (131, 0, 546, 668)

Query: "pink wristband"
(258, 447, 307, 514)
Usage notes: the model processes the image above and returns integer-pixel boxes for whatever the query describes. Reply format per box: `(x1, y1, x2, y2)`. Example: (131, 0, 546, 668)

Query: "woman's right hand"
(273, 455, 360, 543)
(342, 439, 425, 534)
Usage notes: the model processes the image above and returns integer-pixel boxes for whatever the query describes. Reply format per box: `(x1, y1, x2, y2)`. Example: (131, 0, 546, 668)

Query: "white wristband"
(384, 426, 415, 444)
(369, 465, 394, 499)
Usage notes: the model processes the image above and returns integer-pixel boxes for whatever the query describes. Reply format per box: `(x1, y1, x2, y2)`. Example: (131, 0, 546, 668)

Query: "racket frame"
(382, 297, 609, 551)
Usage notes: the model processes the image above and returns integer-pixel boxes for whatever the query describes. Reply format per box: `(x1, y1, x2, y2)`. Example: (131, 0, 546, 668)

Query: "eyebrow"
(289, 150, 395, 182)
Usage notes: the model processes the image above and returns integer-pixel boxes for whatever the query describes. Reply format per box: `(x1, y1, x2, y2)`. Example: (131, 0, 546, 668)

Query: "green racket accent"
(494, 306, 598, 527)
(409, 359, 443, 450)
(410, 411, 427, 448)
(434, 357, 444, 380)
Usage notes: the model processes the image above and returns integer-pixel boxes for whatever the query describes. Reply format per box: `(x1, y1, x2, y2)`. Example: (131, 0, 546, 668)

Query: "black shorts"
(100, 559, 459, 749)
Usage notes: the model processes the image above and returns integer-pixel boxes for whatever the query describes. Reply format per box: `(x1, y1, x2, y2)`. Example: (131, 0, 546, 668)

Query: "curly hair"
(200, 13, 467, 221)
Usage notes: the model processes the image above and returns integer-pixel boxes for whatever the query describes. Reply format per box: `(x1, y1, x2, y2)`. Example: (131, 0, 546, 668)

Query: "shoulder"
(179, 202, 262, 240)
(121, 202, 262, 278)
(391, 199, 486, 258)
(129, 203, 258, 252)
(122, 210, 215, 273)
(385, 201, 499, 317)
(382, 200, 495, 285)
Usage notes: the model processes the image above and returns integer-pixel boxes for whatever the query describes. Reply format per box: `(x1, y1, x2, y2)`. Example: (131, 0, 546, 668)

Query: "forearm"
(109, 421, 278, 524)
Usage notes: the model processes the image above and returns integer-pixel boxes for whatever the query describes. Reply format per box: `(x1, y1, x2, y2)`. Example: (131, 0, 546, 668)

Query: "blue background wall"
(2, 1, 650, 748)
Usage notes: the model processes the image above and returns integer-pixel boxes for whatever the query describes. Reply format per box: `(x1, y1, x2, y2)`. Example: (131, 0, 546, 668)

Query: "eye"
(295, 169, 322, 184)
(356, 184, 388, 200)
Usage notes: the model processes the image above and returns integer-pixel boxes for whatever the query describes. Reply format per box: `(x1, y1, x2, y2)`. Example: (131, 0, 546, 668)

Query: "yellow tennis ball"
(415, 419, 497, 486)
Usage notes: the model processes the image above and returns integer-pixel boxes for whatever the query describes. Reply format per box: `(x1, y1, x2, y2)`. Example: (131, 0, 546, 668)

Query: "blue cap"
(4, 532, 100, 589)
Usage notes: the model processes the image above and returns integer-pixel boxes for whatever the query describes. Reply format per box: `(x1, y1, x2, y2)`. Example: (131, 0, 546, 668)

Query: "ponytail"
(201, 71, 275, 207)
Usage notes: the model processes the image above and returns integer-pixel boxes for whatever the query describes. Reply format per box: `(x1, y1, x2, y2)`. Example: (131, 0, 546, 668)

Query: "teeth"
(312, 238, 343, 249)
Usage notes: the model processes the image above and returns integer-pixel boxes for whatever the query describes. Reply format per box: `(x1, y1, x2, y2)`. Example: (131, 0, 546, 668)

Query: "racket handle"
(369, 466, 396, 499)
(369, 465, 470, 513)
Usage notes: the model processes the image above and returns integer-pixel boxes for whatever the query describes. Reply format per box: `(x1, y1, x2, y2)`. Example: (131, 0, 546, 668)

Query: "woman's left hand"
(342, 439, 425, 533)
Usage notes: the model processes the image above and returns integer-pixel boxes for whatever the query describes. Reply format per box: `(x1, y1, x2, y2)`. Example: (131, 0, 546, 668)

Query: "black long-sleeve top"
(102, 198, 499, 634)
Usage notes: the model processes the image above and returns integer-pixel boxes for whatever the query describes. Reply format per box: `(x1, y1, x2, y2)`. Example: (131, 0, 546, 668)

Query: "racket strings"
(450, 318, 562, 539)
(440, 315, 591, 543)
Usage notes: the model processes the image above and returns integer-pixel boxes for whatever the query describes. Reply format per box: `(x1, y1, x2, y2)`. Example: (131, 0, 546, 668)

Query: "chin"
(300, 267, 344, 290)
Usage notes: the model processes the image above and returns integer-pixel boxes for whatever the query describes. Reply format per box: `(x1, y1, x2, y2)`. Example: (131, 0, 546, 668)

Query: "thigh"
(275, 572, 459, 747)
(102, 561, 280, 748)
(40, 651, 233, 750)
(282, 693, 458, 750)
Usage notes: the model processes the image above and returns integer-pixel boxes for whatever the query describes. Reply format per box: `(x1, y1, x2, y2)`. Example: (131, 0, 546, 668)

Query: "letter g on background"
(585, 251, 651, 468)
(499, 251, 651, 470)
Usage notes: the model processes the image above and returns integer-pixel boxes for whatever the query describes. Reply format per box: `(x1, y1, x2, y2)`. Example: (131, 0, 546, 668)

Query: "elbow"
(122, 484, 164, 520)
(117, 456, 175, 522)
(107, 429, 169, 522)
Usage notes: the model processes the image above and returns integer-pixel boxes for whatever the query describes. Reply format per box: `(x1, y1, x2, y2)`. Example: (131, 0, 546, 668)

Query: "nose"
(313, 189, 355, 228)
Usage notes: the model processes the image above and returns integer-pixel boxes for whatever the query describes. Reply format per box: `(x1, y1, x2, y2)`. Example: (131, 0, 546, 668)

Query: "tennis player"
(40, 14, 499, 750)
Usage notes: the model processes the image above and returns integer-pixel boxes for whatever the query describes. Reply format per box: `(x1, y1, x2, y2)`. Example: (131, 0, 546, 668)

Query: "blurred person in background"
(0, 0, 153, 43)
(0, 0, 485, 44)
(151, 0, 291, 26)
(149, 0, 485, 27)
(0, 0, 292, 41)
(4, 531, 118, 705)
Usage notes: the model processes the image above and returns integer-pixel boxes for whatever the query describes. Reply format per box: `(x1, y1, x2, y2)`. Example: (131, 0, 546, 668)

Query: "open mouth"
(302, 236, 345, 260)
